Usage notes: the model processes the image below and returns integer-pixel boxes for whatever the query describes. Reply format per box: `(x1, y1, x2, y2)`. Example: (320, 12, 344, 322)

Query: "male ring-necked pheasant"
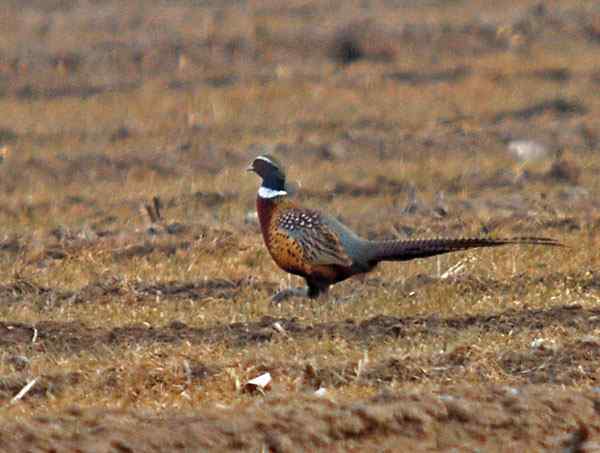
(248, 154, 561, 300)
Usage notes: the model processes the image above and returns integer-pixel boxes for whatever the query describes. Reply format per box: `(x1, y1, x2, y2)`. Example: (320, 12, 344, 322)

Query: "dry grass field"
(1, 0, 600, 450)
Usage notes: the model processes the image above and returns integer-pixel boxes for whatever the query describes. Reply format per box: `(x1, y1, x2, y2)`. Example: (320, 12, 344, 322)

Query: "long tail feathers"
(367, 236, 562, 263)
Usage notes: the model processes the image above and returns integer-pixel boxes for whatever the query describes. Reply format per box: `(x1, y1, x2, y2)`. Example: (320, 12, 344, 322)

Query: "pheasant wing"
(277, 209, 353, 267)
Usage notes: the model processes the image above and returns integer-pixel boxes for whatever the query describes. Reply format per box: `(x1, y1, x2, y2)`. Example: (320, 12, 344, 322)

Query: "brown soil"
(2, 386, 600, 452)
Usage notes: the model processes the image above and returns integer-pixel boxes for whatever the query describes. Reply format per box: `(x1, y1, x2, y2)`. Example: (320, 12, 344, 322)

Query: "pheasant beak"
(246, 163, 256, 173)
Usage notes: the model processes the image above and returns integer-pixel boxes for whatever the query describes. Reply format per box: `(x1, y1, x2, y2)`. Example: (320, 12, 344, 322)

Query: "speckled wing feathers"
(277, 209, 353, 267)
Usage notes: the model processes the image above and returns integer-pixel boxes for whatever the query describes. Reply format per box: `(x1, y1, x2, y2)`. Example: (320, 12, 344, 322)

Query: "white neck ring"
(258, 186, 287, 199)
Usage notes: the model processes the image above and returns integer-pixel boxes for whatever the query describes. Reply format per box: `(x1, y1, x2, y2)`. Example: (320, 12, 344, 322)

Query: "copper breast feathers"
(270, 208, 353, 271)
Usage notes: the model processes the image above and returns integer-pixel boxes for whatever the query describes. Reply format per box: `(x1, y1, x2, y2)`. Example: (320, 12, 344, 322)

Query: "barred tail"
(366, 236, 562, 264)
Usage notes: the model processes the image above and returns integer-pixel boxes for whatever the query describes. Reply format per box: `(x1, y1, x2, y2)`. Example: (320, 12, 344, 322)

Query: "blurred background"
(0, 0, 598, 238)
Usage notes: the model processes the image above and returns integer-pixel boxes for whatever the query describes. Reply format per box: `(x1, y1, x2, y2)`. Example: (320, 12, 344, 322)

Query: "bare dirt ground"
(1, 0, 600, 450)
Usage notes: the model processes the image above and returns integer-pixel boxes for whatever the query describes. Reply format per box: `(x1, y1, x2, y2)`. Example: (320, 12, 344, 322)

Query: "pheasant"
(247, 154, 561, 300)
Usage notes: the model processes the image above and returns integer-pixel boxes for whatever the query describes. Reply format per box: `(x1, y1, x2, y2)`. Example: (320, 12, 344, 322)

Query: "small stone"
(314, 387, 327, 397)
(6, 355, 30, 371)
(244, 372, 272, 393)
(508, 140, 548, 162)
